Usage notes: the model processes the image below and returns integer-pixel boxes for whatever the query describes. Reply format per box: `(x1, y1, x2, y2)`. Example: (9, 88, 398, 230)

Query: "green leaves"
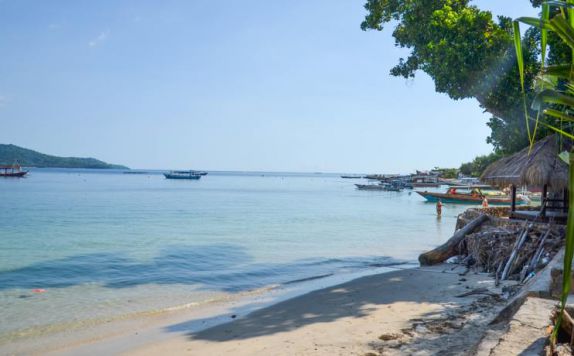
(513, 21, 533, 146)
(544, 108, 574, 121)
(549, 14, 574, 49)
(516, 16, 553, 30)
(514, 21, 526, 93)
(532, 89, 574, 110)
(543, 64, 574, 79)
(514, 2, 574, 343)
(554, 153, 574, 342)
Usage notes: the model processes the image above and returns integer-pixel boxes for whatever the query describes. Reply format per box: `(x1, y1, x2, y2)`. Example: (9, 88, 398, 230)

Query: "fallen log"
(419, 214, 489, 266)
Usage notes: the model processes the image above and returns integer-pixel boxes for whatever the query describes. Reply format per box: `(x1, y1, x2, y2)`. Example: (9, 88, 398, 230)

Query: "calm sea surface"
(0, 169, 470, 342)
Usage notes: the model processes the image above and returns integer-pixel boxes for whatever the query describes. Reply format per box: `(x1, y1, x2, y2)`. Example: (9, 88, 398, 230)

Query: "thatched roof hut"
(481, 135, 570, 191)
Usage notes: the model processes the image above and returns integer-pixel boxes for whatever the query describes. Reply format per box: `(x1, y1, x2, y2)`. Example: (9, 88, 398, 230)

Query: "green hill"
(0, 144, 128, 169)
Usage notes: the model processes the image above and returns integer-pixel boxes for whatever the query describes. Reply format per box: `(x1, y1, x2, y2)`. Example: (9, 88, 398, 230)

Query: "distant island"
(0, 144, 128, 169)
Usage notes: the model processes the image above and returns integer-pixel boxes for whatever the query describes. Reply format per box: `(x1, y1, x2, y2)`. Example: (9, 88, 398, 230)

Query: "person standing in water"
(436, 199, 443, 216)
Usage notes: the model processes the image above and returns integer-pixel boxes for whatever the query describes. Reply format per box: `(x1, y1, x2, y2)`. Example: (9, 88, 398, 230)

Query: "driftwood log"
(419, 214, 489, 266)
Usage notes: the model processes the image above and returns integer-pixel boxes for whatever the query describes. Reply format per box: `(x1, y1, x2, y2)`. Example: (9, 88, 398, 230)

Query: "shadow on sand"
(168, 266, 494, 352)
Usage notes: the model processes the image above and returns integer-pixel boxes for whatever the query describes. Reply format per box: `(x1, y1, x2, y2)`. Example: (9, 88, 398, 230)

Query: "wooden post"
(542, 184, 548, 217)
(511, 185, 517, 212)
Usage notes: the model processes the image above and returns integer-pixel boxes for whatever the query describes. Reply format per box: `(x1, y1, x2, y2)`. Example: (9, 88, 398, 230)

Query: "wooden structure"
(481, 135, 569, 223)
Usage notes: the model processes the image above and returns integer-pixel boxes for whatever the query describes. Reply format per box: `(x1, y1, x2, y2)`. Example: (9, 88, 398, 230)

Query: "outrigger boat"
(164, 170, 202, 180)
(0, 164, 28, 177)
(416, 186, 527, 205)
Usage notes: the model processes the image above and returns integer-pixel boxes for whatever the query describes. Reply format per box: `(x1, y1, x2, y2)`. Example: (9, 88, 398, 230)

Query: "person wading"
(482, 196, 489, 208)
(436, 199, 443, 216)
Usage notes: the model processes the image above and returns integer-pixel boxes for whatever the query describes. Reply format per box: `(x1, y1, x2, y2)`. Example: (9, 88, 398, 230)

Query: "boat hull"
(0, 171, 27, 177)
(164, 173, 201, 180)
(355, 184, 401, 191)
(416, 191, 523, 205)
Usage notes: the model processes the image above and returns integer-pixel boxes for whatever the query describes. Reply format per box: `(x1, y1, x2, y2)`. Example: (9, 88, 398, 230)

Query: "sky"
(0, 1, 538, 173)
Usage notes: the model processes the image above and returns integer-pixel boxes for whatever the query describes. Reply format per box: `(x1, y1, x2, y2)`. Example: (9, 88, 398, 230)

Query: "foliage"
(512, 0, 574, 343)
(361, 0, 543, 154)
(0, 144, 128, 169)
(458, 152, 502, 177)
(433, 167, 458, 178)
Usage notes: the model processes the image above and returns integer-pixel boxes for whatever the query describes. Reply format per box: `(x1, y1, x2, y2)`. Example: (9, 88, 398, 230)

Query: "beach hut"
(480, 134, 570, 221)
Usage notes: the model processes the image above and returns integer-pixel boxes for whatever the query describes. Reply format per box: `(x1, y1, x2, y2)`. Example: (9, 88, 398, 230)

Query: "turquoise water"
(0, 169, 469, 341)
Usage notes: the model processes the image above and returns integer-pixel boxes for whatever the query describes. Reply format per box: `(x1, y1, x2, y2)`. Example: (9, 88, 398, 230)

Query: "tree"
(458, 152, 502, 177)
(433, 167, 458, 178)
(361, 0, 542, 154)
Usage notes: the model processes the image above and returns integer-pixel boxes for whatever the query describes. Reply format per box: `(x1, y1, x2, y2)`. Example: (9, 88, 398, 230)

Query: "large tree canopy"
(361, 0, 543, 154)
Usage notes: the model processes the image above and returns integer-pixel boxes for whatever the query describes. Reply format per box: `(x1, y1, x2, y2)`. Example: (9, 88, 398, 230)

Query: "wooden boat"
(355, 183, 402, 191)
(164, 171, 202, 180)
(0, 164, 27, 177)
(355, 184, 386, 190)
(416, 186, 525, 205)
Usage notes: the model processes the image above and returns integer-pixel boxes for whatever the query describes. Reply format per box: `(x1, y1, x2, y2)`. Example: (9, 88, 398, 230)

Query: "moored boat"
(355, 184, 386, 190)
(355, 182, 403, 191)
(164, 170, 202, 180)
(0, 164, 28, 177)
(416, 186, 526, 205)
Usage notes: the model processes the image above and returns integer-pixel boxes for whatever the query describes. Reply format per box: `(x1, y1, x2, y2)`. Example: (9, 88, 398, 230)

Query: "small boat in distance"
(355, 182, 403, 192)
(355, 184, 386, 190)
(341, 175, 362, 179)
(164, 170, 202, 180)
(0, 164, 28, 177)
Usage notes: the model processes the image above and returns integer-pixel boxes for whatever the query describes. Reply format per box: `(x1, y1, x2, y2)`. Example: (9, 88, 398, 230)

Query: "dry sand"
(19, 264, 513, 356)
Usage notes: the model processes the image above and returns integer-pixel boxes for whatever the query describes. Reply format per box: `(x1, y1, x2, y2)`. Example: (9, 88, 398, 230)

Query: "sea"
(0, 169, 472, 344)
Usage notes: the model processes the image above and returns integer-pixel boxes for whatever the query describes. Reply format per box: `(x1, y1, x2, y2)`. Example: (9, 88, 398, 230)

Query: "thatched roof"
(480, 135, 570, 190)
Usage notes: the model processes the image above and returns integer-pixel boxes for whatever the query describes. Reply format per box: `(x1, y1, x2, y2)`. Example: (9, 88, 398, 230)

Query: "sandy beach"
(0, 264, 509, 355)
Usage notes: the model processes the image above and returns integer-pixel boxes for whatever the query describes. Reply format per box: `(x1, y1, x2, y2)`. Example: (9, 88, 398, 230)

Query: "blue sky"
(0, 1, 537, 172)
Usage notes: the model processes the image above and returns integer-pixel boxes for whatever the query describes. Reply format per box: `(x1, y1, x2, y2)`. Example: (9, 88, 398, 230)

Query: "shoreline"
(1, 264, 415, 355)
(2, 263, 512, 355)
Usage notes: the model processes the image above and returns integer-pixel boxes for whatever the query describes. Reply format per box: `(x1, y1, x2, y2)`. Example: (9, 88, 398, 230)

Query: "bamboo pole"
(501, 223, 531, 281)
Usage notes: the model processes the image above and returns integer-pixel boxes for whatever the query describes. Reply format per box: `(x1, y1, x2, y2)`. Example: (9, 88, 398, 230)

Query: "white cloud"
(48, 23, 61, 30)
(89, 30, 110, 47)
